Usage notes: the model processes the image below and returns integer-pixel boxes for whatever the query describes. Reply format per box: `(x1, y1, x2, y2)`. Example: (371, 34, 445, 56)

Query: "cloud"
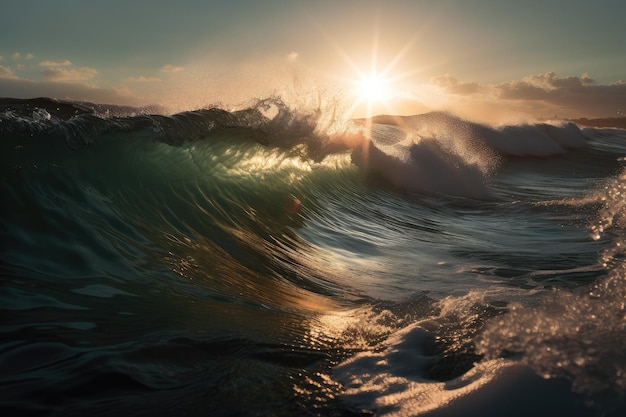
(41, 66, 98, 81)
(521, 71, 594, 89)
(39, 59, 73, 67)
(428, 72, 626, 119)
(0, 65, 18, 79)
(431, 74, 483, 95)
(287, 52, 299, 62)
(496, 72, 596, 100)
(160, 64, 184, 74)
(496, 80, 549, 100)
(494, 72, 626, 116)
(123, 75, 162, 82)
(9, 52, 34, 61)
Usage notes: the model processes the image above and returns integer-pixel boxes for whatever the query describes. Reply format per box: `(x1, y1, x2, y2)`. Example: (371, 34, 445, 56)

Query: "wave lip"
(0, 98, 593, 200)
(351, 132, 493, 199)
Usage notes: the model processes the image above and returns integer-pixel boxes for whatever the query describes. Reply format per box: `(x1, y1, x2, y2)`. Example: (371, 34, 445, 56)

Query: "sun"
(330, 32, 418, 118)
(348, 68, 398, 118)
(357, 74, 391, 103)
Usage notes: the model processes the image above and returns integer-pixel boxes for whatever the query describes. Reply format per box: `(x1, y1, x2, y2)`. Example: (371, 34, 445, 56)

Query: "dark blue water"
(2, 98, 625, 416)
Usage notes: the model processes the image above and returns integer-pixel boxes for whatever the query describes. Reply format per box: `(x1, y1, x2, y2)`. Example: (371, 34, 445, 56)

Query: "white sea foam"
(347, 122, 493, 199)
(329, 163, 626, 416)
(333, 322, 592, 416)
(477, 169, 626, 400)
(342, 113, 591, 199)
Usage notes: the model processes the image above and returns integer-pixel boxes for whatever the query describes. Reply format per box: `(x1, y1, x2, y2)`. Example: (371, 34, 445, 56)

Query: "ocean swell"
(2, 97, 626, 416)
(1, 98, 592, 200)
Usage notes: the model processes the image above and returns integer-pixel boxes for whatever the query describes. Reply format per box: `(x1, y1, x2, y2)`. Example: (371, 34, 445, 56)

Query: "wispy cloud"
(287, 52, 299, 62)
(39, 59, 73, 67)
(0, 65, 18, 79)
(41, 66, 97, 81)
(431, 74, 483, 95)
(160, 64, 184, 74)
(9, 52, 34, 61)
(123, 75, 162, 82)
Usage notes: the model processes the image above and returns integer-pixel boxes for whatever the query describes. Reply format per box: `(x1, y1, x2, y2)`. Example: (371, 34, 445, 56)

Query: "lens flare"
(357, 74, 391, 104)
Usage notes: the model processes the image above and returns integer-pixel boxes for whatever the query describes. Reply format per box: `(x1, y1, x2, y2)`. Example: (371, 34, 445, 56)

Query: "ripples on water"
(2, 100, 626, 415)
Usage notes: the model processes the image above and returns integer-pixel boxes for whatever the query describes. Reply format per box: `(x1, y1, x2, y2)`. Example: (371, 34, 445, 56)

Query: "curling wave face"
(1, 97, 589, 200)
(2, 97, 626, 416)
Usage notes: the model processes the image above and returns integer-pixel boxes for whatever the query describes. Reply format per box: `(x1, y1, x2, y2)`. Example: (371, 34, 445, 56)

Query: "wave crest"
(1, 98, 592, 199)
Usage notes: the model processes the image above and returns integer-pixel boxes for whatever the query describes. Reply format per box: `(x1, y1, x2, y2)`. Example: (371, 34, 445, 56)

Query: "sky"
(1, 0, 625, 122)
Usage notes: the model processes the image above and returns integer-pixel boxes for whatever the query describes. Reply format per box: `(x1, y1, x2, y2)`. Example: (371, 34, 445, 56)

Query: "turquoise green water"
(2, 100, 625, 416)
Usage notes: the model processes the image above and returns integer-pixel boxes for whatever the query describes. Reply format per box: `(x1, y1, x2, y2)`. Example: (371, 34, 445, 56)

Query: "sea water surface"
(1, 98, 625, 416)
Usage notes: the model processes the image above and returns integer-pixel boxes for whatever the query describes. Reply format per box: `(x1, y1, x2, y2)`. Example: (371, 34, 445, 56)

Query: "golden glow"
(356, 74, 391, 104)
(329, 30, 420, 118)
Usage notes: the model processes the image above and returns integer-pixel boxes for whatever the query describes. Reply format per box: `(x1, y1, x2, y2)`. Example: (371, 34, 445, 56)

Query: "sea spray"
(476, 168, 626, 405)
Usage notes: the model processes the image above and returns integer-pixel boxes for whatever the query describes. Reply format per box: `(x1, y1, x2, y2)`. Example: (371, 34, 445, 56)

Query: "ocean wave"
(1, 97, 595, 200)
(3, 96, 626, 416)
